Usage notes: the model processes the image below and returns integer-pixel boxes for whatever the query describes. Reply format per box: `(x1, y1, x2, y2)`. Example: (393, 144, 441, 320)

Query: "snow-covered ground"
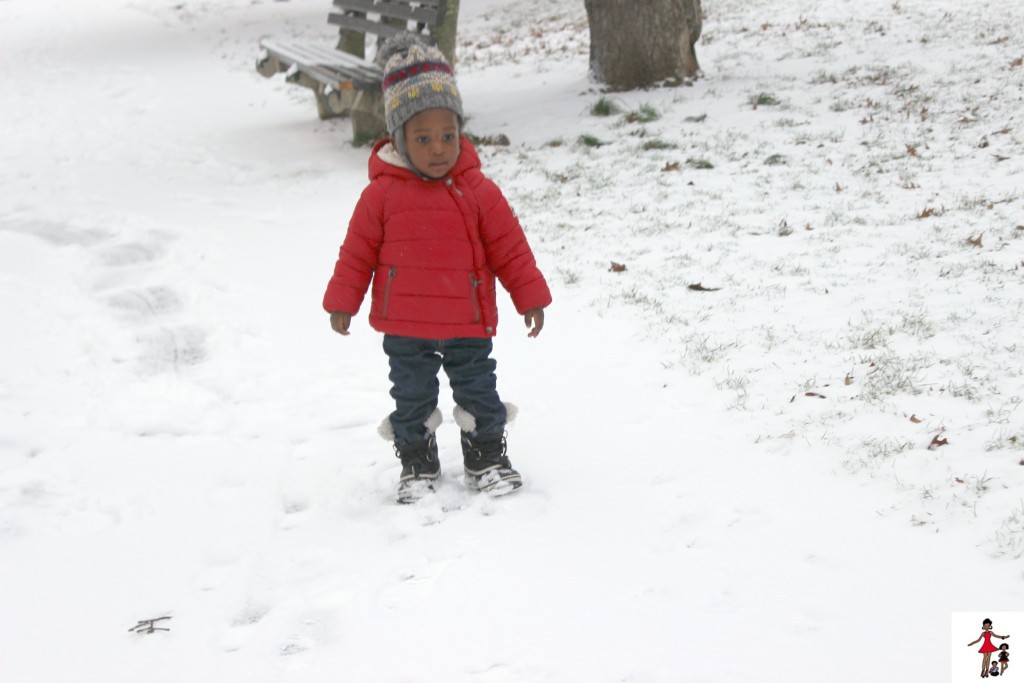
(2, 0, 1023, 680)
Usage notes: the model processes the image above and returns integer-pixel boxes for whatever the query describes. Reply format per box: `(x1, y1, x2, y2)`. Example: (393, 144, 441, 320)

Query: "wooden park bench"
(256, 0, 452, 144)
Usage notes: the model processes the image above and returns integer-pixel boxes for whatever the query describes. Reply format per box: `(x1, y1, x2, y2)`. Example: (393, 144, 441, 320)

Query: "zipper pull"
(445, 178, 463, 196)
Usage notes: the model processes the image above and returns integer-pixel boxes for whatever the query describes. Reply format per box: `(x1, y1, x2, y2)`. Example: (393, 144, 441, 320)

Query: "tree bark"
(584, 0, 702, 90)
(432, 0, 460, 66)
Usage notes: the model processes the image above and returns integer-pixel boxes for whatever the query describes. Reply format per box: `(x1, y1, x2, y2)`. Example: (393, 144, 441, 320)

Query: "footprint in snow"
(96, 240, 164, 268)
(279, 611, 339, 663)
(135, 325, 207, 373)
(218, 603, 271, 653)
(278, 496, 311, 530)
(104, 286, 182, 320)
(0, 219, 110, 247)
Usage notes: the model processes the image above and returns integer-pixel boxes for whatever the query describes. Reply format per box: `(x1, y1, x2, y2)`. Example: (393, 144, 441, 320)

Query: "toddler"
(323, 33, 551, 503)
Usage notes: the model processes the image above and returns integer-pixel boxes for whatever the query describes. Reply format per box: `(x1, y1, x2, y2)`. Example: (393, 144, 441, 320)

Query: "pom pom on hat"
(377, 32, 463, 136)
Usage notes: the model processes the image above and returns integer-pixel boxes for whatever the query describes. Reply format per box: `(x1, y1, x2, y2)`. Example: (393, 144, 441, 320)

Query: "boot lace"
(395, 435, 437, 475)
(463, 432, 511, 469)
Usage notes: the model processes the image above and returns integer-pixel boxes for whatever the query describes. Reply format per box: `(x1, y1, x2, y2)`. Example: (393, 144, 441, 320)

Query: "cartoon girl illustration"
(998, 643, 1010, 675)
(968, 618, 1010, 678)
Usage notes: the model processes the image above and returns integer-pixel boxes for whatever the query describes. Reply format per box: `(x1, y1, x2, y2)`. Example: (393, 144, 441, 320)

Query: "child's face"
(402, 108, 460, 179)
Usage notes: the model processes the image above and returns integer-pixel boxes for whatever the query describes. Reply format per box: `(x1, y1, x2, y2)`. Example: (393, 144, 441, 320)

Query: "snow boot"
(394, 434, 440, 504)
(461, 431, 522, 496)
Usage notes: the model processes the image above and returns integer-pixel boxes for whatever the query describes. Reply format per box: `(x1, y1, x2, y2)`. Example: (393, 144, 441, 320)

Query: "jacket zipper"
(445, 177, 463, 197)
(382, 267, 396, 319)
(470, 273, 481, 323)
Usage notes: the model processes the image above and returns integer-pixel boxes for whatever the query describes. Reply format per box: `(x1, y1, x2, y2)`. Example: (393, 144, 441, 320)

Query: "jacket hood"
(368, 136, 481, 183)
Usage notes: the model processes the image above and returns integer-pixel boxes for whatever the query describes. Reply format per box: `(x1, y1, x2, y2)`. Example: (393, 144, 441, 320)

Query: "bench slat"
(336, 0, 446, 10)
(332, 0, 442, 25)
(261, 39, 384, 89)
(327, 13, 425, 39)
(261, 39, 365, 73)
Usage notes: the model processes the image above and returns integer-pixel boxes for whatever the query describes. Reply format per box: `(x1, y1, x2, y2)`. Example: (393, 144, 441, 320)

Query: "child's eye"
(416, 136, 431, 145)
(443, 134, 456, 142)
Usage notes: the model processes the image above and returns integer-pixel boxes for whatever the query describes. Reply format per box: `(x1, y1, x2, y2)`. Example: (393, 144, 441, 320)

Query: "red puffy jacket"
(323, 137, 552, 339)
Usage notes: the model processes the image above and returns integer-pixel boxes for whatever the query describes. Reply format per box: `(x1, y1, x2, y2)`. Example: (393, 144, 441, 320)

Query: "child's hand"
(330, 311, 352, 336)
(524, 308, 545, 338)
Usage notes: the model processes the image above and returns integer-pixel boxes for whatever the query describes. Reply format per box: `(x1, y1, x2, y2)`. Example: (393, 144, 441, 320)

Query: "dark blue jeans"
(383, 335, 507, 446)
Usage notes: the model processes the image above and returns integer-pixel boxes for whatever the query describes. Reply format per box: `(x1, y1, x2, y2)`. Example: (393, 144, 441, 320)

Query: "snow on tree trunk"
(584, 0, 702, 90)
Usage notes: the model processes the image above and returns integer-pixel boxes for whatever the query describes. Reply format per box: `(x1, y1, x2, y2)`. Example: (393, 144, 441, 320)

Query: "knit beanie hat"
(377, 33, 463, 137)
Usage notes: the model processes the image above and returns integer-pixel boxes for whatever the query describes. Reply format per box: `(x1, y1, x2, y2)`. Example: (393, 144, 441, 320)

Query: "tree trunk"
(584, 0, 702, 90)
(431, 0, 460, 66)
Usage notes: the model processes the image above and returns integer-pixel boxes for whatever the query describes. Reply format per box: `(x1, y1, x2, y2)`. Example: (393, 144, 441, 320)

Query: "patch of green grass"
(578, 134, 609, 148)
(858, 351, 931, 403)
(590, 97, 623, 117)
(985, 396, 1023, 426)
(809, 70, 840, 85)
(642, 139, 678, 151)
(861, 436, 915, 461)
(764, 154, 787, 166)
(464, 132, 511, 147)
(624, 104, 661, 124)
(558, 267, 582, 286)
(749, 92, 781, 107)
(680, 331, 740, 369)
(686, 157, 714, 169)
(995, 500, 1024, 559)
(898, 307, 936, 339)
(848, 323, 894, 350)
(830, 98, 857, 112)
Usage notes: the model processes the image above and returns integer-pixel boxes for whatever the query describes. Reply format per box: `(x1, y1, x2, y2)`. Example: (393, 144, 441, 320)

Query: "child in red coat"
(324, 33, 552, 503)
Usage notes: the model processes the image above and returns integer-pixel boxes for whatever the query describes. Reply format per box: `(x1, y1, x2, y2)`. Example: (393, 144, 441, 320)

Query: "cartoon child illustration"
(968, 618, 1010, 678)
(999, 643, 1010, 675)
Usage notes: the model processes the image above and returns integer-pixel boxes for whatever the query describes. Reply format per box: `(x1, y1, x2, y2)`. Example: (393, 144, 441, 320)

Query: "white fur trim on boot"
(378, 407, 443, 442)
(453, 405, 475, 433)
(453, 402, 518, 433)
(424, 407, 443, 434)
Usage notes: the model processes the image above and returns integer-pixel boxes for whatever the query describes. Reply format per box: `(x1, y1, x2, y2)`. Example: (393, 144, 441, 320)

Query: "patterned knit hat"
(377, 33, 463, 136)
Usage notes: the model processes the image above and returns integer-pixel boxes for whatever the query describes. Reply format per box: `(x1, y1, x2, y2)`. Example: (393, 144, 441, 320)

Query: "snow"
(1, 0, 1023, 680)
